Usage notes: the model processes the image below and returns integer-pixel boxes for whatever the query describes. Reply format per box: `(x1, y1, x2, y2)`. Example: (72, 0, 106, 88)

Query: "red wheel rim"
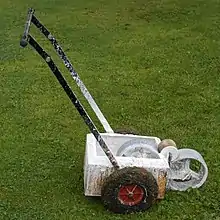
(118, 184, 145, 206)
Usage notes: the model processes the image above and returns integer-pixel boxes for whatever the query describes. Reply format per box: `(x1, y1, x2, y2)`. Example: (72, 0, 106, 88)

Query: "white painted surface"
(160, 146, 209, 191)
(83, 133, 209, 196)
(84, 133, 169, 197)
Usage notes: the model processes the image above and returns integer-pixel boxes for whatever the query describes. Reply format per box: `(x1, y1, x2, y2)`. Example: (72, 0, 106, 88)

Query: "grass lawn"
(0, 0, 220, 219)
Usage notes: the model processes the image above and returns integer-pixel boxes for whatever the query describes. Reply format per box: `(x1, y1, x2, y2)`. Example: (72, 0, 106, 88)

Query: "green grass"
(0, 0, 220, 219)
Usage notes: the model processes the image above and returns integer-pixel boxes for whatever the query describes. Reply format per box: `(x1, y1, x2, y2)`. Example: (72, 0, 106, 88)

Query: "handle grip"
(20, 8, 35, 47)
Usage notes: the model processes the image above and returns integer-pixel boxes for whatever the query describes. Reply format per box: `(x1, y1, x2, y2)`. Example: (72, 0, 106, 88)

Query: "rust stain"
(157, 171, 167, 199)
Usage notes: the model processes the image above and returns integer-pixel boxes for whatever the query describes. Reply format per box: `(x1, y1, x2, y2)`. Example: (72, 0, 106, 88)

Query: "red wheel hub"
(118, 184, 144, 206)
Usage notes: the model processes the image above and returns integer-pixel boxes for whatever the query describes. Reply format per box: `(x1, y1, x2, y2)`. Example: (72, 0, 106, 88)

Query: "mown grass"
(0, 0, 219, 219)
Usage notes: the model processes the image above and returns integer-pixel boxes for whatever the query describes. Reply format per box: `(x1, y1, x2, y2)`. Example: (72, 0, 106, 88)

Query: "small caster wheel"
(158, 139, 177, 152)
(101, 167, 158, 214)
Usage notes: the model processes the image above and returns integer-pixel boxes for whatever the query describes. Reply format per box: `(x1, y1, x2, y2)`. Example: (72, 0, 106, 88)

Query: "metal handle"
(19, 8, 120, 169)
(20, 8, 35, 47)
(27, 35, 120, 169)
(31, 15, 114, 133)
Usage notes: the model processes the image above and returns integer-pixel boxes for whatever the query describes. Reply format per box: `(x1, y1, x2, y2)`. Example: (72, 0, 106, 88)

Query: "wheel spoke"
(131, 185, 137, 193)
(119, 193, 129, 196)
(118, 184, 144, 206)
(131, 196, 135, 201)
(133, 191, 144, 195)
(190, 170, 201, 180)
(125, 186, 131, 193)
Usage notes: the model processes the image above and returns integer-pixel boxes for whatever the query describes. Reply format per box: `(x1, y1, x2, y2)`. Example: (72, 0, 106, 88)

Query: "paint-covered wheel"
(101, 167, 158, 214)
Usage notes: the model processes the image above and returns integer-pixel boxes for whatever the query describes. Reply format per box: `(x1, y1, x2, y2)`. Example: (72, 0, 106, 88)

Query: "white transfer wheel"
(116, 138, 160, 159)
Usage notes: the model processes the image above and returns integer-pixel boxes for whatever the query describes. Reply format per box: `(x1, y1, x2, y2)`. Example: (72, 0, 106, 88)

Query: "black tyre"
(101, 167, 158, 214)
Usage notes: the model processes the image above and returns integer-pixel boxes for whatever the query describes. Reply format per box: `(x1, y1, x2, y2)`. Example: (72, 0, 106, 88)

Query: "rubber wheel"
(101, 167, 158, 214)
